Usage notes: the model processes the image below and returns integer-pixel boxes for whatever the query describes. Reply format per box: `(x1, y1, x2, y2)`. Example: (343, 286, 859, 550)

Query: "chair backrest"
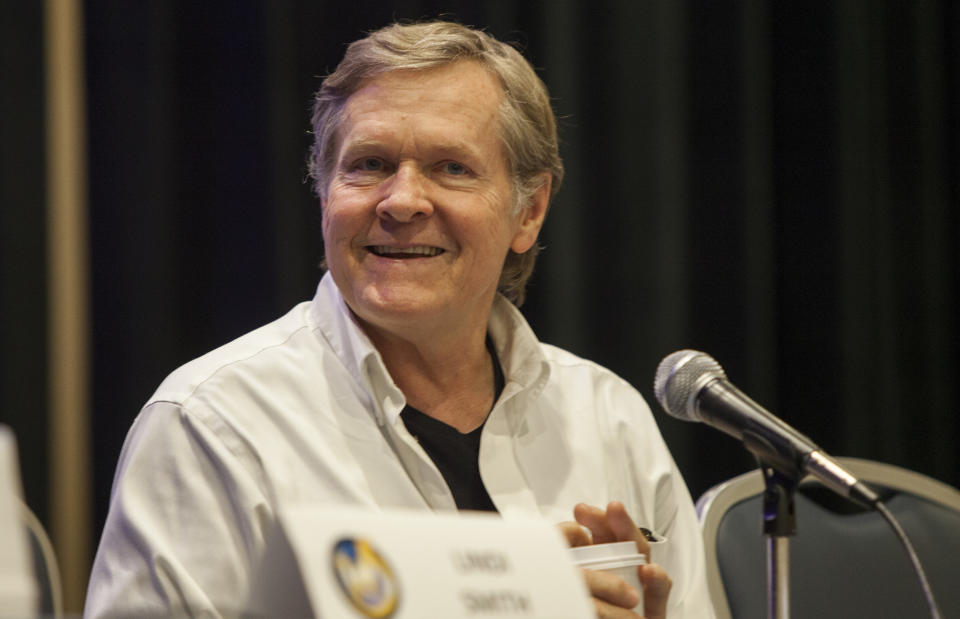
(697, 458, 960, 619)
(0, 427, 62, 617)
(19, 499, 63, 617)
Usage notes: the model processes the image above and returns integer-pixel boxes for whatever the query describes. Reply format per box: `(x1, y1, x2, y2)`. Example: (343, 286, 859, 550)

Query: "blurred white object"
(0, 425, 39, 617)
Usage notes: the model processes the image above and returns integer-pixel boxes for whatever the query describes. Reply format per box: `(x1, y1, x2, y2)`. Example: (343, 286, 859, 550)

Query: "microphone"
(654, 349, 879, 508)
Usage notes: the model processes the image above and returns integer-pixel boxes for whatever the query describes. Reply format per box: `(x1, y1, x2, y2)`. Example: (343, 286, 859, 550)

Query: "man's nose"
(376, 164, 433, 222)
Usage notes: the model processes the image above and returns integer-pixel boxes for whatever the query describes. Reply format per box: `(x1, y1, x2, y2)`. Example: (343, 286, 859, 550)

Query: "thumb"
(639, 563, 672, 619)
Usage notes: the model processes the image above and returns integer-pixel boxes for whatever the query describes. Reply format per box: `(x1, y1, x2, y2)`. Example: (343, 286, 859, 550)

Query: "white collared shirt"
(85, 273, 714, 618)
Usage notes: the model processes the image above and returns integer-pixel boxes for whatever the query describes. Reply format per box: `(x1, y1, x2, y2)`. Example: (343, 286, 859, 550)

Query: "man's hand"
(559, 501, 672, 619)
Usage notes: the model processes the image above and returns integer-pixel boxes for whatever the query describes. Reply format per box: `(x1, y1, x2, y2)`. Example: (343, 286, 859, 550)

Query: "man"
(86, 21, 714, 618)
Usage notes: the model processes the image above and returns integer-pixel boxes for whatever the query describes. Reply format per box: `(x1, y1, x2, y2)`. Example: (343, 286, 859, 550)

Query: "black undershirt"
(400, 341, 504, 512)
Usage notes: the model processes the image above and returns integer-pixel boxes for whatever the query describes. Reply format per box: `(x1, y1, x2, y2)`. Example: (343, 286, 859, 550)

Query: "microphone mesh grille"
(653, 350, 727, 421)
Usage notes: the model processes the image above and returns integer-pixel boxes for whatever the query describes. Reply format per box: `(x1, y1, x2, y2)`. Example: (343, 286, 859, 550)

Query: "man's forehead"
(357, 60, 500, 90)
(345, 62, 503, 114)
(333, 63, 505, 152)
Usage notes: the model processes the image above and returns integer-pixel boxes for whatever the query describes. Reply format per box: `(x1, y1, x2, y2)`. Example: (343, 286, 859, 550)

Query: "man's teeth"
(370, 246, 443, 257)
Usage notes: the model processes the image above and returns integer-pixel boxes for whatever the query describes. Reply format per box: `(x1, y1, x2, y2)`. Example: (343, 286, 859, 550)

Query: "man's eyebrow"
(339, 137, 485, 162)
(431, 141, 482, 159)
(334, 139, 391, 167)
(338, 138, 388, 154)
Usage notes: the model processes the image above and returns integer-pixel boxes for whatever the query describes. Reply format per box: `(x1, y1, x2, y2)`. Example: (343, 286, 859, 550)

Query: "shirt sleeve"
(85, 401, 272, 618)
(654, 458, 717, 619)
(602, 375, 717, 619)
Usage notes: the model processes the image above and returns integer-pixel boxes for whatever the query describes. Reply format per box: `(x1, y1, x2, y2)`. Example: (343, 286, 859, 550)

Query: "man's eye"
(358, 158, 384, 171)
(441, 161, 468, 175)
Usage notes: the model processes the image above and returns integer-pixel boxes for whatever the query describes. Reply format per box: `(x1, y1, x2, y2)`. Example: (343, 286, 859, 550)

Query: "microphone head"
(654, 350, 727, 422)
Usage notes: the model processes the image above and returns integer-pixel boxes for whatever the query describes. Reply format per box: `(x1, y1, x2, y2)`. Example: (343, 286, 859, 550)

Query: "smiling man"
(86, 22, 714, 619)
(322, 61, 545, 434)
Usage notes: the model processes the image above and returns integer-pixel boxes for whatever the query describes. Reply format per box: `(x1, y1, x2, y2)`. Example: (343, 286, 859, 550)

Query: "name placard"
(248, 507, 594, 619)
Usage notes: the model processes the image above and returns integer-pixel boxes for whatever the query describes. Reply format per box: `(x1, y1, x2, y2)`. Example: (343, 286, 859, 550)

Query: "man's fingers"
(605, 501, 651, 556)
(604, 501, 638, 539)
(574, 503, 616, 543)
(583, 569, 640, 615)
(571, 502, 669, 618)
(592, 598, 642, 619)
(557, 520, 593, 547)
(576, 502, 651, 556)
(639, 563, 672, 619)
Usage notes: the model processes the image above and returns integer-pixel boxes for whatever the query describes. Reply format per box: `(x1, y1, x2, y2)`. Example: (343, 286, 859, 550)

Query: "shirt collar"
(310, 273, 405, 426)
(487, 294, 551, 404)
(309, 273, 551, 425)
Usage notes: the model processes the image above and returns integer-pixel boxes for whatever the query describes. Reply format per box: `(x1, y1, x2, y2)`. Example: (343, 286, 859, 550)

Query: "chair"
(2, 425, 61, 616)
(696, 458, 960, 619)
(19, 499, 63, 617)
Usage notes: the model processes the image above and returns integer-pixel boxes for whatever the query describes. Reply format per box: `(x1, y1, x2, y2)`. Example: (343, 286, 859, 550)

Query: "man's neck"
(363, 320, 496, 433)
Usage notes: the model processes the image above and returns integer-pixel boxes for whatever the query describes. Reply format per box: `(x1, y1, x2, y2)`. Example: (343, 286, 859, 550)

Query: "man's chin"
(350, 286, 449, 324)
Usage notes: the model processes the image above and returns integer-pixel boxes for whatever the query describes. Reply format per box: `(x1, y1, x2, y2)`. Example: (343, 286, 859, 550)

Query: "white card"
(248, 507, 594, 619)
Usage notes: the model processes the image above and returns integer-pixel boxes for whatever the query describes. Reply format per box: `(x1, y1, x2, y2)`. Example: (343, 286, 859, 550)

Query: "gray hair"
(309, 21, 563, 306)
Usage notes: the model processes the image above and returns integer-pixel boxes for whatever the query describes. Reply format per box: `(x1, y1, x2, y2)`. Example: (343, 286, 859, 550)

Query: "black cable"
(874, 499, 943, 619)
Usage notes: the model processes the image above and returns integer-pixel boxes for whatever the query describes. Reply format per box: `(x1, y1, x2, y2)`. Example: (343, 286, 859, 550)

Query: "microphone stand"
(760, 465, 798, 619)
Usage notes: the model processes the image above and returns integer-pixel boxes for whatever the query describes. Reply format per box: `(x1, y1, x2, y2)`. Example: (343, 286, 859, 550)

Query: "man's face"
(321, 61, 545, 339)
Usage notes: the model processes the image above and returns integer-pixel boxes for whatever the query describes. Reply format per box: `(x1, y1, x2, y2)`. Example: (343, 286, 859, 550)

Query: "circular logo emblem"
(331, 537, 400, 618)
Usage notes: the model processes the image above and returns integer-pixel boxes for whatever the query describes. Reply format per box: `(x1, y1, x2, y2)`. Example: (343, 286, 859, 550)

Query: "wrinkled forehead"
(331, 62, 511, 167)
(333, 61, 506, 144)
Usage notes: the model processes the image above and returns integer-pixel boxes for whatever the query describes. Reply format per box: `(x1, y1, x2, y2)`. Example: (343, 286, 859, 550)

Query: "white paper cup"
(570, 541, 646, 615)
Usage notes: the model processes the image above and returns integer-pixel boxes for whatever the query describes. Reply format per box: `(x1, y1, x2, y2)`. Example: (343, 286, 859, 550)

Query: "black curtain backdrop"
(2, 0, 958, 572)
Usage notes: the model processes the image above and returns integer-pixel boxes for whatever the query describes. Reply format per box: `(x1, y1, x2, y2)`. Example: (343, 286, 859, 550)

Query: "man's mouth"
(367, 245, 444, 259)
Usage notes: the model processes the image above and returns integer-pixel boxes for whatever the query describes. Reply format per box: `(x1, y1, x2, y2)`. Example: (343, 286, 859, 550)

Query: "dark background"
(2, 0, 958, 607)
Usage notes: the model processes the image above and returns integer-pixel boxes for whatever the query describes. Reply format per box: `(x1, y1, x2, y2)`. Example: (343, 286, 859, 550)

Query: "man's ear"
(510, 173, 551, 254)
